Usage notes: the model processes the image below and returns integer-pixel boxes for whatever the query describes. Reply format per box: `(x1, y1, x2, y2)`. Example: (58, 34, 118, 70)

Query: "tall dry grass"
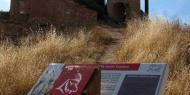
(0, 19, 190, 95)
(0, 27, 113, 95)
(117, 19, 190, 95)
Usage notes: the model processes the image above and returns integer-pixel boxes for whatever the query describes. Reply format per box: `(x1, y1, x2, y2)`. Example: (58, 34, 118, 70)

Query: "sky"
(141, 0, 190, 24)
(0, 0, 10, 11)
(0, 0, 190, 24)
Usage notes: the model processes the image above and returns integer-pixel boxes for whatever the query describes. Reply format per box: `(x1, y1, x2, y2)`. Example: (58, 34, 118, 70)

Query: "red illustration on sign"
(56, 72, 82, 94)
(48, 65, 97, 95)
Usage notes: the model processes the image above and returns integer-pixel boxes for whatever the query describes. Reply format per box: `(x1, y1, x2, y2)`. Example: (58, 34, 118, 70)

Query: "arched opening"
(111, 3, 126, 22)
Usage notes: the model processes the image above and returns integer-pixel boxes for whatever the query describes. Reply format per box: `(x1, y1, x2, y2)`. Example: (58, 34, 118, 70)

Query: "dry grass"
(117, 19, 190, 95)
(0, 19, 190, 95)
(0, 27, 113, 95)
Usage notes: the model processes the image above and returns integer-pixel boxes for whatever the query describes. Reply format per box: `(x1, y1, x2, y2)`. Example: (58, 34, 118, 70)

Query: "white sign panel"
(28, 64, 64, 95)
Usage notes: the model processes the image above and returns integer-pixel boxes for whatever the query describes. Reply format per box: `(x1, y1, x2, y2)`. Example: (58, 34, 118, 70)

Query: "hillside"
(0, 19, 190, 95)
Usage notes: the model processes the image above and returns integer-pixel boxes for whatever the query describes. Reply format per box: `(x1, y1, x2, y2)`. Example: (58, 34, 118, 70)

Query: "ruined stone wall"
(0, 12, 9, 20)
(9, 0, 141, 25)
(9, 0, 97, 25)
(29, 0, 97, 25)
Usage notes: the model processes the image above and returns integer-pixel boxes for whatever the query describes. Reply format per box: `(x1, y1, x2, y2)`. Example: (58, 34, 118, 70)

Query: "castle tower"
(10, 0, 30, 20)
(10, 0, 20, 16)
(107, 0, 141, 22)
(107, 0, 148, 23)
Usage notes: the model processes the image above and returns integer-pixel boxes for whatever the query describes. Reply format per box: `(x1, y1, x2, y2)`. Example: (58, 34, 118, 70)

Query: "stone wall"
(9, 0, 142, 25)
(10, 0, 97, 26)
(30, 0, 97, 25)
(0, 12, 9, 20)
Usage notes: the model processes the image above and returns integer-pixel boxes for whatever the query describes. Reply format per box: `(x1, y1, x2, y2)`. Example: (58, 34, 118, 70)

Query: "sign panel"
(47, 65, 99, 95)
(28, 64, 65, 95)
(28, 63, 168, 95)
(101, 63, 169, 95)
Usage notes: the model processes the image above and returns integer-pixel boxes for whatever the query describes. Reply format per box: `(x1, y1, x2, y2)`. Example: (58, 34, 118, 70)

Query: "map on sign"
(101, 63, 169, 95)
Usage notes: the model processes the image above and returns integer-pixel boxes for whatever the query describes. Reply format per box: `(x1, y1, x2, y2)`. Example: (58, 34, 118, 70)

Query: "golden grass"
(117, 19, 190, 95)
(0, 19, 190, 95)
(0, 27, 113, 95)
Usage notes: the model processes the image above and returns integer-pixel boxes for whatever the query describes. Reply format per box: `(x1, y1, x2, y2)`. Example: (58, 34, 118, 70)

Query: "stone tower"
(107, 0, 141, 22)
(10, 0, 19, 16)
(10, 0, 30, 20)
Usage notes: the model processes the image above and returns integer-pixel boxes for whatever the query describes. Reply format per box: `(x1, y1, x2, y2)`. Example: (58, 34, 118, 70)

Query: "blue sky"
(0, 0, 190, 24)
(0, 0, 10, 11)
(141, 0, 190, 24)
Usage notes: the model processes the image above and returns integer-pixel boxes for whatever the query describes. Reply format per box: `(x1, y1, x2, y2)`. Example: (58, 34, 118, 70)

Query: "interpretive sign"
(28, 64, 100, 95)
(47, 64, 100, 95)
(101, 63, 169, 95)
(28, 63, 169, 95)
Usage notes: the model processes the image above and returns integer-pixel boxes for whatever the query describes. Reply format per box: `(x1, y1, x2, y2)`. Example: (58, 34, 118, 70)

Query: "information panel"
(101, 63, 169, 95)
(47, 64, 100, 95)
(28, 63, 169, 95)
